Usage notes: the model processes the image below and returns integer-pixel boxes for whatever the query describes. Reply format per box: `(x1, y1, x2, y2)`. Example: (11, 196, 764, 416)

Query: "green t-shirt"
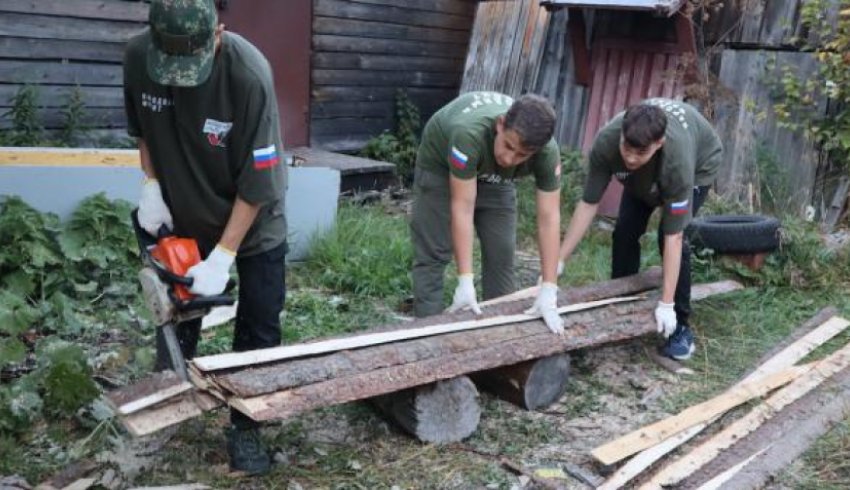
(124, 31, 287, 256)
(417, 91, 562, 192)
(583, 98, 723, 233)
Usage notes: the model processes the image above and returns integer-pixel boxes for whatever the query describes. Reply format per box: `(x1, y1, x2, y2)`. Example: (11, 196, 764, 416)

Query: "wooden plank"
(120, 393, 219, 437)
(312, 52, 462, 72)
(645, 328, 850, 488)
(0, 107, 126, 129)
(696, 447, 769, 490)
(347, 0, 477, 17)
(310, 117, 394, 136)
(312, 69, 461, 87)
(599, 311, 850, 490)
(312, 85, 458, 103)
(689, 365, 850, 488)
(313, 34, 467, 59)
(0, 37, 125, 62)
(0, 147, 139, 167)
(0, 59, 122, 85)
(289, 146, 396, 174)
(315, 0, 471, 30)
(105, 370, 184, 410)
(590, 365, 811, 466)
(0, 12, 145, 43)
(230, 305, 657, 421)
(0, 84, 123, 108)
(194, 296, 641, 373)
(310, 133, 376, 152)
(116, 381, 194, 416)
(313, 17, 471, 44)
(0, 0, 148, 22)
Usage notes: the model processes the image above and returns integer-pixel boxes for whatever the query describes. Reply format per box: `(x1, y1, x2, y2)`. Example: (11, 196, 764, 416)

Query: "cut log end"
(372, 376, 481, 444)
(472, 354, 571, 411)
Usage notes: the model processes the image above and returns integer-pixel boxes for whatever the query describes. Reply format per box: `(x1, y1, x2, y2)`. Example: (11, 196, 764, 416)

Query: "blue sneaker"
(661, 324, 696, 360)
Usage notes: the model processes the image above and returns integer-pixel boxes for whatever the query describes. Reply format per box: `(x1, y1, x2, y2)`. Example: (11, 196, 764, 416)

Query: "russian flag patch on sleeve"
(449, 146, 469, 169)
(670, 199, 689, 215)
(253, 144, 279, 169)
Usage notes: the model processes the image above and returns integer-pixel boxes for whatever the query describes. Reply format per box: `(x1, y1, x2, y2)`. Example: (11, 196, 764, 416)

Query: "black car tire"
(688, 215, 781, 253)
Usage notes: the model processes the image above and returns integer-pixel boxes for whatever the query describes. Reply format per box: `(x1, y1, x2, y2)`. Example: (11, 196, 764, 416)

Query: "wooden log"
(680, 364, 850, 489)
(471, 353, 571, 410)
(644, 329, 850, 487)
(598, 307, 845, 490)
(194, 296, 641, 373)
(590, 364, 811, 466)
(372, 375, 480, 443)
(209, 268, 666, 396)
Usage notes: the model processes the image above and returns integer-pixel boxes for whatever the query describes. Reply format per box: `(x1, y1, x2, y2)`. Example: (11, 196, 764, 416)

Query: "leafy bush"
(360, 91, 422, 185)
(0, 85, 45, 147)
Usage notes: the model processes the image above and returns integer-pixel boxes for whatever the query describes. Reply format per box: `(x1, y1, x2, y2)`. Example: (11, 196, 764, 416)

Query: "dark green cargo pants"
(411, 167, 517, 318)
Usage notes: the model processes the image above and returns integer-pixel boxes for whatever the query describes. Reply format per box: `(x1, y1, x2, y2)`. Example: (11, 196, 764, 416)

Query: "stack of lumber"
(593, 308, 850, 489)
(107, 268, 743, 439)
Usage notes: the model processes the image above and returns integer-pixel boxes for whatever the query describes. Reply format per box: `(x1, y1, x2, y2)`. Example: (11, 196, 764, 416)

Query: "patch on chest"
(203, 118, 233, 148)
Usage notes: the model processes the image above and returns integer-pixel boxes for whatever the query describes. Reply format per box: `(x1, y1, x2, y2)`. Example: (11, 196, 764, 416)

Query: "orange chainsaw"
(132, 210, 234, 381)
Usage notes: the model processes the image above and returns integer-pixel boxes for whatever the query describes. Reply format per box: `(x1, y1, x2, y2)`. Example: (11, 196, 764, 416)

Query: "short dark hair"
(504, 94, 556, 151)
(622, 104, 667, 148)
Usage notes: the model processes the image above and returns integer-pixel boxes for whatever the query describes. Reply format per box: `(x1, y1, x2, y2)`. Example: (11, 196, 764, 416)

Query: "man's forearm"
(536, 190, 561, 283)
(219, 197, 261, 253)
(451, 202, 475, 275)
(559, 200, 598, 262)
(661, 232, 683, 303)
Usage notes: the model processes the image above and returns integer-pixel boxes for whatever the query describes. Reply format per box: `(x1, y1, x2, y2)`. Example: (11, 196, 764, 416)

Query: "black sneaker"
(226, 427, 271, 476)
(660, 324, 696, 361)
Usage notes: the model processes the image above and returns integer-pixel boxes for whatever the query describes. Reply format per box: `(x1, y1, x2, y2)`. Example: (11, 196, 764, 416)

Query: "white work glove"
(525, 282, 564, 335)
(655, 301, 678, 338)
(187, 245, 235, 296)
(138, 178, 173, 236)
(446, 274, 482, 315)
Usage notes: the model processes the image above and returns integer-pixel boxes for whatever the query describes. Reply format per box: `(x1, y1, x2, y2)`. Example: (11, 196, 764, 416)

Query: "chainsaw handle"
(169, 288, 236, 311)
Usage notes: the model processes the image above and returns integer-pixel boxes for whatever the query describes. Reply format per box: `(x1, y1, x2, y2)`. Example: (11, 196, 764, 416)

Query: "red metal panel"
(219, 0, 310, 147)
(581, 40, 686, 216)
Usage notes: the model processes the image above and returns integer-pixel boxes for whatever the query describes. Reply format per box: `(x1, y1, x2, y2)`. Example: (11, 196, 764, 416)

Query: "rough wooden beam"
(105, 371, 187, 414)
(121, 391, 220, 437)
(591, 364, 811, 466)
(194, 296, 641, 372)
(598, 308, 845, 490)
(212, 269, 669, 397)
(681, 364, 850, 489)
(646, 329, 850, 487)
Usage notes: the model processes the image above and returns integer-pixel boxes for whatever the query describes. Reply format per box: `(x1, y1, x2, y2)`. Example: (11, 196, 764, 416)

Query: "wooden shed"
(0, 0, 476, 153)
(462, 0, 842, 220)
(463, 0, 697, 216)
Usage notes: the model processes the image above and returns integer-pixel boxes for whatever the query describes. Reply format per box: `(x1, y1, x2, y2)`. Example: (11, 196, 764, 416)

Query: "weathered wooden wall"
(701, 0, 841, 215)
(461, 2, 590, 149)
(310, 0, 477, 152)
(0, 0, 147, 133)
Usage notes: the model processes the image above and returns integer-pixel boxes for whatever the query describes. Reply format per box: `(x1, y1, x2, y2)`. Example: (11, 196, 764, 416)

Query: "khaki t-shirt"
(124, 31, 287, 256)
(583, 98, 722, 234)
(417, 91, 562, 191)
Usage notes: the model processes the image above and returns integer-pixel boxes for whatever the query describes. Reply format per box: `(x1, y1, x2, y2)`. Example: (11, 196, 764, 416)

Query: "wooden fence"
(310, 0, 477, 151)
(0, 0, 147, 137)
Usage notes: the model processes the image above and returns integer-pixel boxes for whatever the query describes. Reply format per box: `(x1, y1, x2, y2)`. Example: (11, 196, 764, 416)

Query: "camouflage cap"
(147, 0, 217, 87)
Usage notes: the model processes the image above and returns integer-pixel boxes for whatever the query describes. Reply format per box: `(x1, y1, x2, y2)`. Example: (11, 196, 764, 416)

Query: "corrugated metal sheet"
(583, 40, 684, 215)
(542, 0, 684, 17)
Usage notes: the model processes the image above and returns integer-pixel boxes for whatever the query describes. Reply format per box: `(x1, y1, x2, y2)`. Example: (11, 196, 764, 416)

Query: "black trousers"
(611, 187, 709, 327)
(156, 240, 287, 429)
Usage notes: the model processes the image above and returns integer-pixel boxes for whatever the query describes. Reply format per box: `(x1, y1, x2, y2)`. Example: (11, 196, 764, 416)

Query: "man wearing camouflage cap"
(124, 0, 287, 475)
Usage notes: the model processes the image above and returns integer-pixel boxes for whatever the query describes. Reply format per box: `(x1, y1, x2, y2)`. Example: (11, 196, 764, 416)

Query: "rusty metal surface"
(219, 0, 310, 147)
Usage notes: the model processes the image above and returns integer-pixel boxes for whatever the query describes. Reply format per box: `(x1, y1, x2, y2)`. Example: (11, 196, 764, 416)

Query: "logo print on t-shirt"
(614, 171, 631, 181)
(203, 119, 233, 148)
(141, 93, 173, 113)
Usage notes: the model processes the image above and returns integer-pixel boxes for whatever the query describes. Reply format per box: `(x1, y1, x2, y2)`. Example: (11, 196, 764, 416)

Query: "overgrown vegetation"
(359, 90, 422, 185)
(769, 2, 850, 167)
(0, 84, 132, 148)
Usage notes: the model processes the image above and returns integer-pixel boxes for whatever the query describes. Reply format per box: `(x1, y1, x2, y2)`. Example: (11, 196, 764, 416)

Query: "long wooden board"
(192, 296, 641, 372)
(598, 310, 848, 490)
(645, 331, 850, 487)
(590, 364, 811, 466)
